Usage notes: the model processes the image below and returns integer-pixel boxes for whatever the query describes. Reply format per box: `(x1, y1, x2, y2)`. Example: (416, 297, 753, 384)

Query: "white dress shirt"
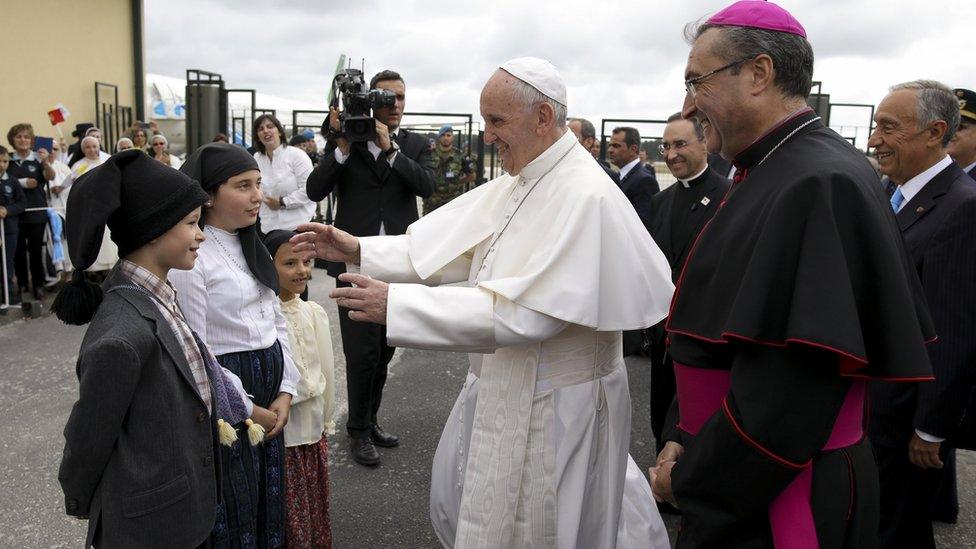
(169, 226, 299, 397)
(254, 145, 315, 232)
(617, 157, 641, 182)
(894, 155, 953, 212)
(963, 160, 976, 175)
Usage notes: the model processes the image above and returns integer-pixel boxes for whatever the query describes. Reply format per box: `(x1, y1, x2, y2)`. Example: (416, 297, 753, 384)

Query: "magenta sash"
(674, 362, 865, 549)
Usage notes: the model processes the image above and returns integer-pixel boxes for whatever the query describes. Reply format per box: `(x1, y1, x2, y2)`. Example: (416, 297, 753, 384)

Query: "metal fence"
(95, 82, 133, 152)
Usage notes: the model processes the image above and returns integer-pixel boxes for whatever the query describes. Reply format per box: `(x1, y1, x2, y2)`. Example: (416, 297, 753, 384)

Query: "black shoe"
(370, 424, 400, 448)
(349, 437, 381, 467)
(33, 288, 45, 301)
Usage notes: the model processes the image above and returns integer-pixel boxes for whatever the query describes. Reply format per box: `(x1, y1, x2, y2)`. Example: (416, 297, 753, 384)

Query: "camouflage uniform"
(423, 146, 471, 214)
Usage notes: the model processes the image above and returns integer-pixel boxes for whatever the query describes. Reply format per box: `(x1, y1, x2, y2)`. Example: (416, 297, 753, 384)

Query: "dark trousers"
(336, 278, 396, 439)
(1, 222, 17, 297)
(649, 341, 674, 455)
(932, 448, 958, 522)
(873, 441, 948, 549)
(14, 221, 45, 291)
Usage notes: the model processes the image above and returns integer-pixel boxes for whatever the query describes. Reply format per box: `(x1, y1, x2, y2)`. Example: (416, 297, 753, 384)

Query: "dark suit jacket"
(707, 153, 733, 179)
(618, 163, 659, 226)
(967, 164, 976, 181)
(59, 267, 219, 548)
(870, 162, 976, 447)
(646, 167, 729, 279)
(598, 158, 618, 184)
(306, 129, 434, 277)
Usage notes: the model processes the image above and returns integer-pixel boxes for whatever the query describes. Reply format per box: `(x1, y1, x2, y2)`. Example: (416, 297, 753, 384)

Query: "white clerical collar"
(518, 129, 575, 180)
(897, 155, 952, 211)
(618, 157, 641, 181)
(678, 165, 709, 187)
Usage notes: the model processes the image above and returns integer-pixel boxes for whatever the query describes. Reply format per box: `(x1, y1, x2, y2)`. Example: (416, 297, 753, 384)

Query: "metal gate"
(94, 81, 133, 152)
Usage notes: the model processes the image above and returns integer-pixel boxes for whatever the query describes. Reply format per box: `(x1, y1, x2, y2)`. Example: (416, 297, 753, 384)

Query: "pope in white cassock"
(293, 58, 673, 549)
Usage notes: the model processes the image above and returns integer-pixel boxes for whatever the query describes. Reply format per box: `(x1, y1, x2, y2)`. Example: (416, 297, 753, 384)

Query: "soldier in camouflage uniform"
(423, 125, 475, 214)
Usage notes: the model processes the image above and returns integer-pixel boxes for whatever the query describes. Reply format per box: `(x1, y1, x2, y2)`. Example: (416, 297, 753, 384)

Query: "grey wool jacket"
(59, 267, 219, 548)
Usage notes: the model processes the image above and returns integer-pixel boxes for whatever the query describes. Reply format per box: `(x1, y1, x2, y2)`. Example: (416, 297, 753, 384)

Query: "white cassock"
(356, 130, 673, 549)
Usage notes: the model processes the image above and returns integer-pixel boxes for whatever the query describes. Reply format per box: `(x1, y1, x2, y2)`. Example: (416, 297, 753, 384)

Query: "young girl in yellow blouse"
(264, 230, 336, 549)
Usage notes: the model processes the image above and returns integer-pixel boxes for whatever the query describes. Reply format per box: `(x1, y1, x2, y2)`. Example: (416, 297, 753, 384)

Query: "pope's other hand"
(331, 273, 389, 324)
(291, 223, 361, 264)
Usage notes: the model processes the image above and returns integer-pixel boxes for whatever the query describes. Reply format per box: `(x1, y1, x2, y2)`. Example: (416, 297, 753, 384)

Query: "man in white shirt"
(868, 79, 976, 549)
(295, 57, 672, 549)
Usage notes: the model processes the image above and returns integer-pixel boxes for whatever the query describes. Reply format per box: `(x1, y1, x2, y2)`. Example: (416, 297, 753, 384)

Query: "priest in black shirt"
(644, 113, 729, 455)
(649, 2, 936, 547)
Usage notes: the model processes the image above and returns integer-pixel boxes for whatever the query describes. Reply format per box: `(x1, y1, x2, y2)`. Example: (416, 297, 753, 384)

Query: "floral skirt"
(285, 437, 333, 548)
(213, 342, 286, 549)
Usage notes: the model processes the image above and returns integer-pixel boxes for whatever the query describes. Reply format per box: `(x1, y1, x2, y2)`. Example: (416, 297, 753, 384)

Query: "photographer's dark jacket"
(307, 128, 435, 277)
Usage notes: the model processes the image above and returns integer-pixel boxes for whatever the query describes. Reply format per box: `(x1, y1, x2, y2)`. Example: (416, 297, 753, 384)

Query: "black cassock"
(663, 109, 936, 548)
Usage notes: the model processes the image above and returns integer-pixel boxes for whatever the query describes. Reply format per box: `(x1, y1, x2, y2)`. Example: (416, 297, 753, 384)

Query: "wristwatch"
(384, 141, 400, 158)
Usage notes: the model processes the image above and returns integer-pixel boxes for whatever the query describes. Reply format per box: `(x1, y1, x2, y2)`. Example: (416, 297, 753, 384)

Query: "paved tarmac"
(0, 272, 972, 547)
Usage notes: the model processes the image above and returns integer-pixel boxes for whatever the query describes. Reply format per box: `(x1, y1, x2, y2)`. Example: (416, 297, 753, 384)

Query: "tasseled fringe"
(217, 418, 238, 447)
(246, 419, 265, 446)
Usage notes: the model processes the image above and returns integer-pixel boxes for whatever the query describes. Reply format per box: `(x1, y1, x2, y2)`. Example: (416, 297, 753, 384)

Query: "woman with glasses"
(149, 134, 182, 168)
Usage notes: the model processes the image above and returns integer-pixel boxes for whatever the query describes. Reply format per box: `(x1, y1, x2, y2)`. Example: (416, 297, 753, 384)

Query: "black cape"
(664, 109, 936, 548)
(667, 109, 935, 380)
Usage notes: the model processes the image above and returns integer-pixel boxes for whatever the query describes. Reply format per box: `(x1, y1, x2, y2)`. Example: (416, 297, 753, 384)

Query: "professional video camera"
(329, 67, 396, 142)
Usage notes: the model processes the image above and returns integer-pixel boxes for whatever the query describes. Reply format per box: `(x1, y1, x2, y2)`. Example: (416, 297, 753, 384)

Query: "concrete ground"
(0, 272, 972, 547)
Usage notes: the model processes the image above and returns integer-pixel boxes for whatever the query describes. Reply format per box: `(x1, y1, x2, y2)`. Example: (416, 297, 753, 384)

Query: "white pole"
(1, 222, 8, 309)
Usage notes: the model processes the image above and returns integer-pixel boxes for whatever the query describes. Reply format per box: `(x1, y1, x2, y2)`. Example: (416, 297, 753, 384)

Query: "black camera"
(460, 155, 476, 175)
(329, 68, 396, 142)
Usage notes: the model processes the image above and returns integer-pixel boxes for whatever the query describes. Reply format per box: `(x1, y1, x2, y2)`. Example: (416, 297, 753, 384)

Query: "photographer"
(306, 69, 434, 467)
(422, 125, 475, 214)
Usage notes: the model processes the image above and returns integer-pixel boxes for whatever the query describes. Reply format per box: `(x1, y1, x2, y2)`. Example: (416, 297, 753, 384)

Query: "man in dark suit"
(644, 113, 730, 454)
(306, 69, 435, 466)
(948, 88, 976, 179)
(608, 126, 659, 225)
(569, 117, 618, 183)
(868, 80, 976, 549)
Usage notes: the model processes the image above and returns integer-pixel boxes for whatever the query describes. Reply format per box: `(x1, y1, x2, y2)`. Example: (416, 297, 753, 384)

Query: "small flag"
(47, 104, 70, 125)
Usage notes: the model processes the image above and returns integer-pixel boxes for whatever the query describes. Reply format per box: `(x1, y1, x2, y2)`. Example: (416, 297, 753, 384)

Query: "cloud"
(146, 0, 972, 141)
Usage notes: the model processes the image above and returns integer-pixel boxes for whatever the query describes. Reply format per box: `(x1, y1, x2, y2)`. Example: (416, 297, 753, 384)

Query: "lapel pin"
(701, 197, 711, 206)
(916, 206, 925, 214)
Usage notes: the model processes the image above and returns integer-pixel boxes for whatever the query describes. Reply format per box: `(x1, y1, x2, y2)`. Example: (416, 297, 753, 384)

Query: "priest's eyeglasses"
(658, 140, 690, 154)
(684, 56, 753, 97)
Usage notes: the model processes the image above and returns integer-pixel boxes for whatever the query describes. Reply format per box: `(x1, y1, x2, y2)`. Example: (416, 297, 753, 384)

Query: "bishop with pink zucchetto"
(648, 2, 936, 548)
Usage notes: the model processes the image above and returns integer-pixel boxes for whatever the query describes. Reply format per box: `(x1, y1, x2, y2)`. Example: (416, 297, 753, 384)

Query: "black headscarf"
(262, 230, 297, 260)
(180, 143, 279, 294)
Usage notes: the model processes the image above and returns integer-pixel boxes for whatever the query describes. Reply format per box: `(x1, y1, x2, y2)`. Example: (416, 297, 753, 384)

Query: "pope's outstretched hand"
(330, 273, 389, 324)
(291, 222, 361, 264)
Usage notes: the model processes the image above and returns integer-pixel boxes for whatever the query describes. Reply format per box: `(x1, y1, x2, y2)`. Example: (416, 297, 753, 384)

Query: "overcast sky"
(147, 0, 974, 140)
